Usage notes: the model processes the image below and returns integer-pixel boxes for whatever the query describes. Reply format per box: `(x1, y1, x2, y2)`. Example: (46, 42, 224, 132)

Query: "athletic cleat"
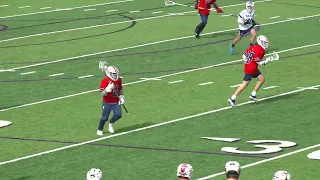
(108, 123, 115, 134)
(228, 98, 236, 107)
(229, 44, 234, 54)
(249, 95, 258, 101)
(194, 31, 200, 39)
(97, 130, 103, 136)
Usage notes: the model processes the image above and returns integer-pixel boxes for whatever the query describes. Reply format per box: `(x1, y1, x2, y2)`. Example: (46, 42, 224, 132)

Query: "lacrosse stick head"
(165, 0, 175, 6)
(272, 51, 279, 61)
(99, 61, 108, 73)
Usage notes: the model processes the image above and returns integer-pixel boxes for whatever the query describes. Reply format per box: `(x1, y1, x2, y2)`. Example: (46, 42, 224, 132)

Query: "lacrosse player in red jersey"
(194, 0, 223, 38)
(177, 163, 193, 180)
(228, 35, 279, 106)
(97, 61, 124, 135)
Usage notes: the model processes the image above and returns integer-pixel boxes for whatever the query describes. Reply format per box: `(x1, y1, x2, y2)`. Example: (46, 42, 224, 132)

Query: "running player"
(227, 35, 270, 106)
(194, 0, 223, 38)
(229, 1, 256, 54)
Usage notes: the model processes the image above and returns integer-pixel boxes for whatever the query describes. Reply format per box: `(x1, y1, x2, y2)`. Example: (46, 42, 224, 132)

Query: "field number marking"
(308, 150, 320, 160)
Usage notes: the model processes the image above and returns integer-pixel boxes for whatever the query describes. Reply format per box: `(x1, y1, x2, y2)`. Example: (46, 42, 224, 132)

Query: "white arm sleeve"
(237, 11, 245, 24)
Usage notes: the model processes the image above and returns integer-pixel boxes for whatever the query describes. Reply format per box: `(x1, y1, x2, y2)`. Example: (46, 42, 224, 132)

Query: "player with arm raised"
(194, 0, 223, 38)
(229, 1, 256, 54)
(225, 161, 241, 180)
(228, 35, 272, 106)
(97, 62, 125, 135)
(273, 170, 291, 180)
(177, 163, 193, 180)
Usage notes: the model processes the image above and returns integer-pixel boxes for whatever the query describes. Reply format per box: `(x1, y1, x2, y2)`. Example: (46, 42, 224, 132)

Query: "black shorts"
(243, 70, 261, 81)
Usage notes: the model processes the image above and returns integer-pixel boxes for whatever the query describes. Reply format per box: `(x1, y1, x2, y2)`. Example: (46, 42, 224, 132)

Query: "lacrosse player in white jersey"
(273, 170, 291, 180)
(225, 161, 241, 180)
(230, 1, 256, 54)
(177, 163, 193, 180)
(87, 168, 102, 180)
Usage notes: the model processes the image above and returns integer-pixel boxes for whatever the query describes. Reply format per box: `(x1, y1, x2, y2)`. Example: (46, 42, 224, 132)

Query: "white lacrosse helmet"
(86, 168, 102, 180)
(105, 66, 119, 81)
(225, 161, 241, 177)
(246, 1, 254, 13)
(273, 170, 291, 180)
(257, 35, 269, 49)
(177, 163, 193, 179)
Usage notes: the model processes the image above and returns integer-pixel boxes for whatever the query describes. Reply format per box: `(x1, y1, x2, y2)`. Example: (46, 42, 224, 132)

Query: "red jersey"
(100, 77, 123, 104)
(243, 44, 266, 75)
(198, 0, 216, 15)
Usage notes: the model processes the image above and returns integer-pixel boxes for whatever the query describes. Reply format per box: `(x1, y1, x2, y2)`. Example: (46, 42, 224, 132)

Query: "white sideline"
(0, 0, 269, 44)
(197, 143, 320, 180)
(0, 84, 319, 166)
(5, 13, 320, 71)
(1, 42, 319, 112)
(0, 0, 133, 19)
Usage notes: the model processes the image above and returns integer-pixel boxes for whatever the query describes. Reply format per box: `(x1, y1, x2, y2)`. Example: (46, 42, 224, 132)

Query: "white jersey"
(238, 9, 255, 30)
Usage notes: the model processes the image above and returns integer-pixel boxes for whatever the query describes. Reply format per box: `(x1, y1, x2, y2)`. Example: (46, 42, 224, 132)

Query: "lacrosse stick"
(99, 61, 108, 73)
(164, 0, 190, 7)
(266, 51, 280, 62)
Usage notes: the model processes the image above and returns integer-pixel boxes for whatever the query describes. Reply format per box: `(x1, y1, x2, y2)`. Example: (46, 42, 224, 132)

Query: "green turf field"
(0, 0, 319, 179)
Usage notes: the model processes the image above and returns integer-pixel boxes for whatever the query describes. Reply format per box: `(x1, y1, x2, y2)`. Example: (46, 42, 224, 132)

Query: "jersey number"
(245, 51, 255, 64)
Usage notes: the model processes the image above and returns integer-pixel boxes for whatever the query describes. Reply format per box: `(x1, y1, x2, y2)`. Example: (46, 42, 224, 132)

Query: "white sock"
(231, 95, 237, 100)
(251, 91, 256, 96)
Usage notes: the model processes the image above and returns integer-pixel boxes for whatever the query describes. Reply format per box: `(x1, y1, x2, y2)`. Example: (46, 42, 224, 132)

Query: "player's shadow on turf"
(116, 122, 155, 133)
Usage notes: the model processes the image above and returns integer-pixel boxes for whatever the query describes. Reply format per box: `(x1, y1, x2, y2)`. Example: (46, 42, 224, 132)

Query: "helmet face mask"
(246, 1, 254, 13)
(257, 35, 269, 49)
(105, 66, 119, 81)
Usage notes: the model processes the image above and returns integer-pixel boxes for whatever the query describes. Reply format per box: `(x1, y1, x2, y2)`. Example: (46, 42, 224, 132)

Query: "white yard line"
(4, 13, 320, 71)
(263, 86, 278, 90)
(20, 71, 36, 75)
(78, 74, 94, 79)
(0, 0, 272, 44)
(0, 84, 319, 166)
(0, 5, 9, 8)
(49, 73, 64, 77)
(0, 0, 133, 19)
(106, 9, 118, 13)
(199, 82, 214, 86)
(0, 69, 15, 72)
(19, 6, 31, 9)
(40, 7, 52, 10)
(230, 84, 241, 88)
(197, 143, 320, 180)
(84, 8, 96, 11)
(152, 11, 163, 14)
(169, 80, 184, 84)
(129, 10, 140, 13)
(1, 42, 319, 112)
(221, 14, 233, 17)
(269, 16, 280, 19)
(139, 78, 161, 81)
(297, 87, 319, 90)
